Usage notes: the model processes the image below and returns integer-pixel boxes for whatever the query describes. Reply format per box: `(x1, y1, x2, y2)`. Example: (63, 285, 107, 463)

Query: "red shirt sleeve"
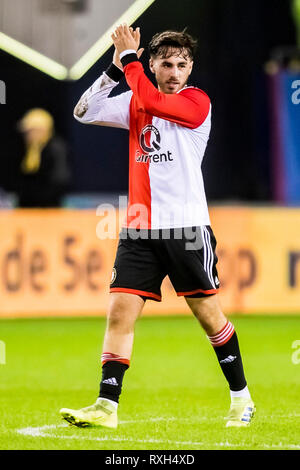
(123, 60, 210, 129)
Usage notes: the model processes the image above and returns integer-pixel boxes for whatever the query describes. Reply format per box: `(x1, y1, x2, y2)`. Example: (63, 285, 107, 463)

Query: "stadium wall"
(0, 207, 299, 318)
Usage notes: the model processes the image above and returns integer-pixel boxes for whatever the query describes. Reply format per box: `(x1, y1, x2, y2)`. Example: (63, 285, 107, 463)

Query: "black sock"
(213, 332, 247, 391)
(99, 361, 129, 403)
(207, 322, 247, 392)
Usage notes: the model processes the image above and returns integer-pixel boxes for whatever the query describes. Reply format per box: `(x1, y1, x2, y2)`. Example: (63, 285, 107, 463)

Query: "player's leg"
(60, 292, 144, 428)
(185, 292, 226, 335)
(99, 292, 145, 405)
(185, 294, 255, 426)
(102, 231, 165, 410)
(60, 230, 165, 428)
(161, 226, 255, 426)
(186, 294, 248, 392)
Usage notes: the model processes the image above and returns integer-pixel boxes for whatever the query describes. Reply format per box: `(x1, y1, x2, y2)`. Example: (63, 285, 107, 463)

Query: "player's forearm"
(73, 63, 124, 123)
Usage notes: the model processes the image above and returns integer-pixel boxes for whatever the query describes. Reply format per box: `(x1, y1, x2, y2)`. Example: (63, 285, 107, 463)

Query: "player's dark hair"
(148, 29, 197, 60)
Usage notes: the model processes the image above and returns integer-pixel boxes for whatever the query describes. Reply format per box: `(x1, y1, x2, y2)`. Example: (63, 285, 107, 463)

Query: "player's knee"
(107, 293, 143, 331)
(107, 303, 137, 332)
(187, 295, 226, 335)
(107, 308, 126, 330)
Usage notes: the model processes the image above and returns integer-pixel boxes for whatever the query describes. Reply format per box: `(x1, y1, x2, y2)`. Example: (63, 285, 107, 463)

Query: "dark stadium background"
(0, 0, 297, 203)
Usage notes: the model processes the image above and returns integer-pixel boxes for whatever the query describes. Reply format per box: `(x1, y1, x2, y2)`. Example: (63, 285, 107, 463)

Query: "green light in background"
(0, 0, 156, 81)
(0, 32, 68, 80)
(68, 0, 156, 80)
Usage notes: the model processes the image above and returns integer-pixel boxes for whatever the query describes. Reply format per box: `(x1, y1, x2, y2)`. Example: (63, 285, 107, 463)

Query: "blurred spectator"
(15, 108, 71, 207)
(0, 187, 17, 208)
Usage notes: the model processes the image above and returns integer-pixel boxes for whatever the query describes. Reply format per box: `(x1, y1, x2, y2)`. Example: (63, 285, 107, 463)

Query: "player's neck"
(157, 82, 188, 94)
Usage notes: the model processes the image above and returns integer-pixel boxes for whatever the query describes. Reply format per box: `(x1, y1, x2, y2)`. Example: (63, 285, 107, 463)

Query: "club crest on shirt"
(139, 124, 161, 153)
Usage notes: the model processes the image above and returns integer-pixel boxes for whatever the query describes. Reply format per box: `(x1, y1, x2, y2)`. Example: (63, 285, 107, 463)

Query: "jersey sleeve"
(121, 55, 210, 129)
(73, 65, 132, 130)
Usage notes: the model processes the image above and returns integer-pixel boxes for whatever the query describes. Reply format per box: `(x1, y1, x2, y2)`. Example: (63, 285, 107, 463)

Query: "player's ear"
(188, 61, 194, 75)
(149, 57, 155, 73)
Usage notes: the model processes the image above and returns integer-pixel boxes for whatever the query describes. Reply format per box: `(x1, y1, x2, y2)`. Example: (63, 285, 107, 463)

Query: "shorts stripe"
(202, 227, 207, 281)
(177, 287, 218, 296)
(202, 227, 216, 288)
(110, 287, 161, 301)
(206, 227, 216, 288)
(202, 227, 211, 286)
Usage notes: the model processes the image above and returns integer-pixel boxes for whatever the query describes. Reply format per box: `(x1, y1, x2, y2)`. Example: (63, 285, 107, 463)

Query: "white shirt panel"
(149, 106, 211, 229)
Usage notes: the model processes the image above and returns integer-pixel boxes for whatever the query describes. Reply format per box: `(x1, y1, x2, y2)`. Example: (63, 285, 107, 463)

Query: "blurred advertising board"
(269, 71, 300, 203)
(0, 207, 299, 317)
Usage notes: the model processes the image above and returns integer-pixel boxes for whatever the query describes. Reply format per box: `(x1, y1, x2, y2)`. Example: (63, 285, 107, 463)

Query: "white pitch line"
(16, 416, 215, 437)
(17, 424, 69, 436)
(16, 413, 300, 431)
(14, 426, 246, 448)
(15, 420, 300, 450)
(18, 429, 208, 447)
(16, 428, 300, 450)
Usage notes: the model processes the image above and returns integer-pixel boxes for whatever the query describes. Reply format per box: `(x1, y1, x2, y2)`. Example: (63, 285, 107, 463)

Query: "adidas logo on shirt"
(220, 355, 237, 364)
(102, 377, 119, 386)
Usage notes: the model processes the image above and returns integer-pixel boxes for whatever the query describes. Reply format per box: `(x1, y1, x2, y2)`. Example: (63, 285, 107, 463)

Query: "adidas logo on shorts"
(102, 377, 119, 386)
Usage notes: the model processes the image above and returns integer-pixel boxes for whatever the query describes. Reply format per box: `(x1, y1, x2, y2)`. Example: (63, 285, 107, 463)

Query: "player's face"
(149, 48, 193, 94)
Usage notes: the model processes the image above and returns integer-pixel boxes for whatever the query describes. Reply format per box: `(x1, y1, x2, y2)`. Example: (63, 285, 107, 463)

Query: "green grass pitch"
(0, 314, 299, 450)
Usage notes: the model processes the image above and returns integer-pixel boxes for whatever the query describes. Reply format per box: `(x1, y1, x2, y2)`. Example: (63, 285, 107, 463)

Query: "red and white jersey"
(74, 59, 212, 229)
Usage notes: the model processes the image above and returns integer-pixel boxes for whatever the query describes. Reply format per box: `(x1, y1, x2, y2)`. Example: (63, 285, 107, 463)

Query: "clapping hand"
(112, 24, 144, 70)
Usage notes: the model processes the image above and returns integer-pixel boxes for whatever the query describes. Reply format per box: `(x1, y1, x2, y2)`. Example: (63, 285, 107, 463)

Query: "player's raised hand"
(130, 26, 144, 59)
(112, 26, 143, 70)
(136, 48, 144, 59)
(130, 26, 140, 50)
(111, 24, 144, 59)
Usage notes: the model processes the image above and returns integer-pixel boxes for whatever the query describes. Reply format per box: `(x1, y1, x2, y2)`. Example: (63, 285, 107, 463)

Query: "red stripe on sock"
(207, 321, 235, 347)
(101, 352, 130, 367)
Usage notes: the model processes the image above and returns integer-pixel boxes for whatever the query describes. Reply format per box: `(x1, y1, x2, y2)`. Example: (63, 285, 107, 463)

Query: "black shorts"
(110, 226, 220, 302)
